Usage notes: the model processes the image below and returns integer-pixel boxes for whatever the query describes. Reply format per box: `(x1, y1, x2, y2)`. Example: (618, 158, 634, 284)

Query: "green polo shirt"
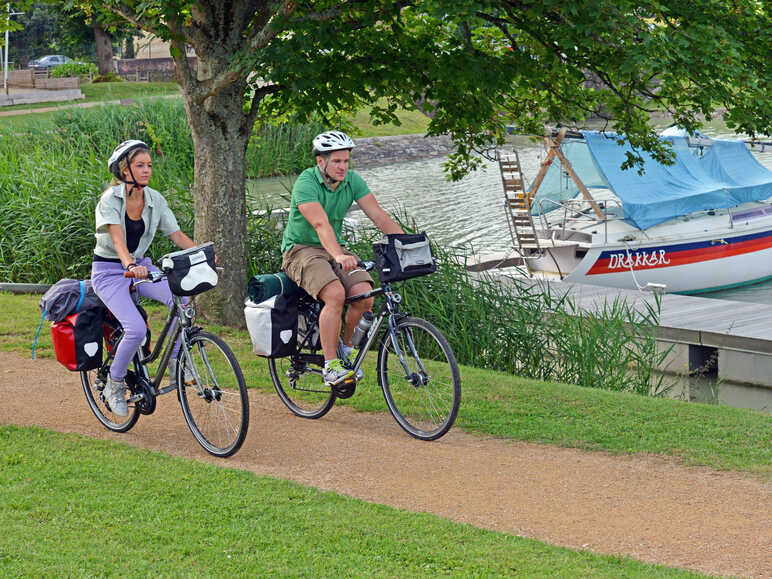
(281, 166, 370, 252)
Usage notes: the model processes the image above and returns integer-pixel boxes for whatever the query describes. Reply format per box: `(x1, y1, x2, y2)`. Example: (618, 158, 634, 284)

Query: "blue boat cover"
(530, 131, 772, 230)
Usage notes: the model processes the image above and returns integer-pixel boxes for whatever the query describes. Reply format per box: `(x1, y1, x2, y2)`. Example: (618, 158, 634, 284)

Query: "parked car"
(29, 55, 72, 70)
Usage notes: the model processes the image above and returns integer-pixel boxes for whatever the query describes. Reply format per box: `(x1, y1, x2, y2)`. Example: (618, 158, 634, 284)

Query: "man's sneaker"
(323, 358, 354, 386)
(338, 343, 364, 381)
(103, 377, 129, 417)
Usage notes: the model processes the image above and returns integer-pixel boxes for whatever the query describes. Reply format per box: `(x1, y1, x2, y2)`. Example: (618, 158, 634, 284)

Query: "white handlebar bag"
(161, 242, 218, 296)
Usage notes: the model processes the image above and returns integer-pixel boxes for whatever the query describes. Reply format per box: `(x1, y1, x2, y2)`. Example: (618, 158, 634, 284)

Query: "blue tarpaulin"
(580, 131, 772, 229)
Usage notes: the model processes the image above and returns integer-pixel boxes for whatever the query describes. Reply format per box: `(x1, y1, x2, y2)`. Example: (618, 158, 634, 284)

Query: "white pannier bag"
(244, 294, 298, 358)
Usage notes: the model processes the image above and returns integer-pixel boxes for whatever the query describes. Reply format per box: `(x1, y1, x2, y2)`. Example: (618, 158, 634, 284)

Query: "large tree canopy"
(41, 1, 772, 324)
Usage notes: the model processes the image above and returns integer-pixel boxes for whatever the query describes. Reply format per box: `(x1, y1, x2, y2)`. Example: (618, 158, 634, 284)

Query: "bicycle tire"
(177, 331, 249, 458)
(269, 351, 336, 419)
(377, 316, 461, 440)
(81, 364, 140, 432)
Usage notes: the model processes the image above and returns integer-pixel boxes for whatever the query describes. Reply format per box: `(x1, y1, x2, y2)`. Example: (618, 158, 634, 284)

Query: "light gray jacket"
(93, 183, 179, 260)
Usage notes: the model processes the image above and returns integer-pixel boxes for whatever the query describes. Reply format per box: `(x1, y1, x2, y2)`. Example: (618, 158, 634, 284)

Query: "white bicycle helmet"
(107, 139, 149, 181)
(312, 131, 356, 154)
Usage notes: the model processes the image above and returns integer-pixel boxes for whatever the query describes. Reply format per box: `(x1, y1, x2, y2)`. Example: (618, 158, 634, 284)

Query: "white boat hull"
(562, 222, 772, 293)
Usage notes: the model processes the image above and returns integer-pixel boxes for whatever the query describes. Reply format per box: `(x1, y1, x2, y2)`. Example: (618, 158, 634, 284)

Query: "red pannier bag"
(51, 307, 104, 371)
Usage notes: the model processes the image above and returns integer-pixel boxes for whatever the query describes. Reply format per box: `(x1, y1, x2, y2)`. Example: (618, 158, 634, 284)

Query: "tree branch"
(246, 83, 286, 127)
(103, 2, 164, 38)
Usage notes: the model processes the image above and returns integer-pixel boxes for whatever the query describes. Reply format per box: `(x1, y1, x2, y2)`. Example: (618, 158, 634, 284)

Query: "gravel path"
(1, 351, 769, 577)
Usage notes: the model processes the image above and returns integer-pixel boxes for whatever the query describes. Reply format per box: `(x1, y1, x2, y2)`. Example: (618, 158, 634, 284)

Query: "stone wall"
(34, 77, 80, 90)
(352, 134, 455, 168)
(114, 57, 197, 82)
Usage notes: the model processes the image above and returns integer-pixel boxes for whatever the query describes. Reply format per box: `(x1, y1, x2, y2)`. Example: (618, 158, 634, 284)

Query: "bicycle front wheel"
(177, 331, 249, 457)
(81, 365, 140, 432)
(269, 351, 336, 419)
(377, 317, 461, 441)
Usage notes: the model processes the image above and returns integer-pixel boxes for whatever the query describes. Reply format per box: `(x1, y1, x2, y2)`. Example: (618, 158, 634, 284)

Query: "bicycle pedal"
(332, 377, 357, 399)
(127, 392, 145, 403)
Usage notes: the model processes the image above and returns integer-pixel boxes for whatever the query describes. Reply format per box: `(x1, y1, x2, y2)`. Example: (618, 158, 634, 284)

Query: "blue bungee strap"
(31, 310, 46, 359)
(74, 280, 85, 313)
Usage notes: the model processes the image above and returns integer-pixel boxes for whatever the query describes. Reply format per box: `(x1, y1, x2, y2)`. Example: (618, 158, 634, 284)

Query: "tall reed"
(246, 120, 327, 177)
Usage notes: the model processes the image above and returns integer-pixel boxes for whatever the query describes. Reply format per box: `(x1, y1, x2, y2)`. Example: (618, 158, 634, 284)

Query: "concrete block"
(718, 349, 772, 388)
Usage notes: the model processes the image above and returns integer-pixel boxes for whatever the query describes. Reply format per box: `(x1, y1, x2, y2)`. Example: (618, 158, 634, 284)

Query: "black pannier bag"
(373, 232, 436, 283)
(161, 242, 218, 296)
(244, 293, 298, 358)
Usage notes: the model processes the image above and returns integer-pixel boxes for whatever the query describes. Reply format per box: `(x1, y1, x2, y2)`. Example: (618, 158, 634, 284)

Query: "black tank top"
(125, 213, 145, 254)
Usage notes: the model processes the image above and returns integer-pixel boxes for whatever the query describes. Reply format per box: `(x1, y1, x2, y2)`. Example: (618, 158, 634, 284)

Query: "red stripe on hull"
(587, 235, 772, 276)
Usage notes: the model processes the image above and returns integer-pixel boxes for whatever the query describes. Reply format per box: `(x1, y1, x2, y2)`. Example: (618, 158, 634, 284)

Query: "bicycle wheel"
(269, 351, 336, 419)
(81, 364, 140, 432)
(177, 331, 249, 457)
(378, 316, 461, 440)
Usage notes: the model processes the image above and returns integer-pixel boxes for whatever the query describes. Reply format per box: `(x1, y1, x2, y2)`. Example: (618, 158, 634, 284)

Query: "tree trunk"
(124, 36, 136, 59)
(180, 78, 251, 326)
(93, 24, 113, 76)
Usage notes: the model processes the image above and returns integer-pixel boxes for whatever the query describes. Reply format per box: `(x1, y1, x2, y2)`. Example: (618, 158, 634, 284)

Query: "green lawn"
(0, 426, 705, 577)
(7, 293, 770, 478)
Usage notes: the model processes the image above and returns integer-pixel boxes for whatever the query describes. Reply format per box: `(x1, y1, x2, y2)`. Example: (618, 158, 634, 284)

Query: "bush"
(50, 62, 96, 78)
(91, 73, 123, 83)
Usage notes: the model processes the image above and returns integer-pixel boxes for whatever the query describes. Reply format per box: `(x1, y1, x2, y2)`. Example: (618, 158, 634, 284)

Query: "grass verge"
(6, 293, 770, 479)
(0, 425, 704, 577)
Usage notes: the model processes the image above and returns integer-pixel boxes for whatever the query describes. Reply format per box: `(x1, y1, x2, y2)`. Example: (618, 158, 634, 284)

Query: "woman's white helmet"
(312, 131, 355, 155)
(107, 139, 149, 180)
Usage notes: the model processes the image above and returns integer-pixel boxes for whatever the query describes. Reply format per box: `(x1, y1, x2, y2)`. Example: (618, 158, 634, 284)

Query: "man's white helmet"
(312, 131, 356, 155)
(107, 139, 149, 180)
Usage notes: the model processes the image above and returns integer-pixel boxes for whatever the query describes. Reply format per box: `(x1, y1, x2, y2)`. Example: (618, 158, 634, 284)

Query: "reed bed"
(246, 120, 327, 177)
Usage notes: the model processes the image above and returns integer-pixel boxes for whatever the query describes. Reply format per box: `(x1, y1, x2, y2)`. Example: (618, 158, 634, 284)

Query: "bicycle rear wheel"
(81, 364, 140, 432)
(269, 351, 336, 419)
(177, 331, 249, 457)
(377, 316, 461, 440)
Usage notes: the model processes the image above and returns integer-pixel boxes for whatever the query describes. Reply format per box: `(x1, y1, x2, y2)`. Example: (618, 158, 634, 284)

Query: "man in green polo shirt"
(281, 131, 403, 386)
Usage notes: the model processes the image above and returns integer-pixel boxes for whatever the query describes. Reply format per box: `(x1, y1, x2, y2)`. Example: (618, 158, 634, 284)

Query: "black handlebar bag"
(161, 243, 218, 296)
(373, 232, 436, 283)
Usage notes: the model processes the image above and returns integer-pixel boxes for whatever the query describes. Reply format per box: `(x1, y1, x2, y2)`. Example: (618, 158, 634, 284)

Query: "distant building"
(131, 32, 195, 60)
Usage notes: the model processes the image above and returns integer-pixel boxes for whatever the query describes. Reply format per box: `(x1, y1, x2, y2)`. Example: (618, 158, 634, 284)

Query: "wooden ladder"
(499, 152, 542, 260)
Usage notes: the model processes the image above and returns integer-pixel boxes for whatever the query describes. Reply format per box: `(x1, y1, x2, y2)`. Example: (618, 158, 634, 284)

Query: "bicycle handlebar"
(123, 269, 165, 283)
(356, 260, 375, 272)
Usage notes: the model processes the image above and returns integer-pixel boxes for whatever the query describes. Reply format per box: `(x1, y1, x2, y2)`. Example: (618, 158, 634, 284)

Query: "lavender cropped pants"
(91, 258, 183, 382)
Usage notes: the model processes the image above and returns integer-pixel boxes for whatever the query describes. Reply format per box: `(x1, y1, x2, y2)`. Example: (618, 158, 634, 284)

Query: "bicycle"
(81, 247, 249, 458)
(268, 261, 460, 441)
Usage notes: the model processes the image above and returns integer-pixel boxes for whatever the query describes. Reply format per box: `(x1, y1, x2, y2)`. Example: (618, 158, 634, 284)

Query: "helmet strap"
(321, 157, 339, 185)
(122, 164, 144, 193)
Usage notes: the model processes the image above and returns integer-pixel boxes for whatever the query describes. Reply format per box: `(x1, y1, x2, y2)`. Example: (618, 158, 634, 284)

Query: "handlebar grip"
(123, 270, 136, 278)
